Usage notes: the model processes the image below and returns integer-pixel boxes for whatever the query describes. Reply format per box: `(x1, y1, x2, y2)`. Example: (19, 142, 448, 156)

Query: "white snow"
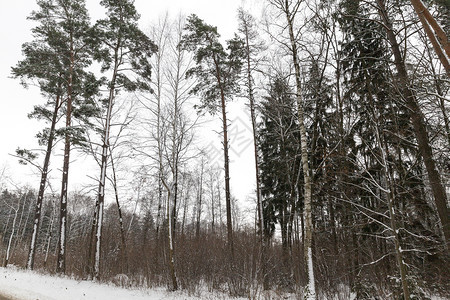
(0, 266, 246, 300)
(1, 266, 447, 300)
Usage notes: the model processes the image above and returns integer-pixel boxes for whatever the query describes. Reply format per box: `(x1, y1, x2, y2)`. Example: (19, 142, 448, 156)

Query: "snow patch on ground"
(0, 266, 244, 300)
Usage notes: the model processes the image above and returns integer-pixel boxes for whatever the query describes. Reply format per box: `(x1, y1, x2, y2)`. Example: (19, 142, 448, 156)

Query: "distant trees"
(2, 190, 21, 267)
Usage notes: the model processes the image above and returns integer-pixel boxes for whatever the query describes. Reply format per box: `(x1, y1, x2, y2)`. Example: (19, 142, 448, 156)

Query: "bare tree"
(237, 8, 268, 289)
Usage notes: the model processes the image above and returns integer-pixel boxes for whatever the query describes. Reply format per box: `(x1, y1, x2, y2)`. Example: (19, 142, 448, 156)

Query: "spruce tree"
(259, 76, 301, 273)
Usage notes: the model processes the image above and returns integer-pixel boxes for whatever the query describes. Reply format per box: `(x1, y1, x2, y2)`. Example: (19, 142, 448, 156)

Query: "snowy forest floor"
(0, 266, 305, 300)
(0, 266, 447, 300)
(0, 266, 251, 300)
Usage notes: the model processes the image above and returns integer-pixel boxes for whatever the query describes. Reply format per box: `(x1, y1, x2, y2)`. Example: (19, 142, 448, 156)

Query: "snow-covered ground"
(1, 266, 447, 300)
(0, 266, 247, 300)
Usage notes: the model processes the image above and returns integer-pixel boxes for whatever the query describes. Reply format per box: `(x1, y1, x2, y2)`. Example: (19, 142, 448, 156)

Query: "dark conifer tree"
(12, 0, 99, 271)
(259, 75, 301, 274)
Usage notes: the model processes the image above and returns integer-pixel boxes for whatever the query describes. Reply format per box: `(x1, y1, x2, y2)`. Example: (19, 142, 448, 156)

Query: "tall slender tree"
(267, 0, 316, 297)
(12, 38, 65, 270)
(237, 8, 269, 288)
(12, 0, 99, 271)
(19, 0, 97, 274)
(92, 0, 157, 280)
(181, 14, 245, 258)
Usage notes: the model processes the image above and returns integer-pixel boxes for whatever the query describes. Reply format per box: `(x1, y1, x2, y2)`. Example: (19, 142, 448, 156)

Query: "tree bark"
(110, 152, 127, 273)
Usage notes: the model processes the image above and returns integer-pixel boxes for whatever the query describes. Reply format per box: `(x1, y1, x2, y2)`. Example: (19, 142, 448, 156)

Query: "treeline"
(1, 0, 449, 299)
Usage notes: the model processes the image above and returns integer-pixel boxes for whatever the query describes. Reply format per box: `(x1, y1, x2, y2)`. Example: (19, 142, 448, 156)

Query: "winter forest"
(0, 0, 449, 299)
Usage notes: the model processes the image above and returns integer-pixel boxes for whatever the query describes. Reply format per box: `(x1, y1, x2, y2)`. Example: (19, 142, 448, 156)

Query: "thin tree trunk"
(44, 200, 56, 269)
(156, 175, 163, 236)
(19, 193, 34, 245)
(13, 192, 27, 255)
(221, 86, 234, 258)
(87, 198, 98, 277)
(43, 218, 53, 269)
(3, 206, 18, 267)
(93, 35, 120, 280)
(211, 51, 234, 258)
(374, 117, 410, 300)
(110, 152, 127, 273)
(241, 14, 268, 289)
(210, 173, 215, 234)
(217, 180, 223, 236)
(181, 180, 189, 236)
(196, 163, 204, 238)
(165, 187, 178, 290)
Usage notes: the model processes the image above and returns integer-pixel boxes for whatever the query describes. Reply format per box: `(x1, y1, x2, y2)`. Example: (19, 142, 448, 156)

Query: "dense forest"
(1, 0, 449, 299)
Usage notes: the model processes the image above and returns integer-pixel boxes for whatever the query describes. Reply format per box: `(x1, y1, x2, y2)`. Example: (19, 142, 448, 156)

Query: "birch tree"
(2, 191, 21, 267)
(266, 1, 316, 297)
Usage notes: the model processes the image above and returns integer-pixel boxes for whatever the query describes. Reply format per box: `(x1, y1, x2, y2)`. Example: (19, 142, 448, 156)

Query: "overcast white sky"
(0, 0, 264, 209)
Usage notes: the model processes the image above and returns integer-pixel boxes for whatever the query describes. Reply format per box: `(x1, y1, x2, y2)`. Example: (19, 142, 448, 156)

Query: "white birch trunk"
(281, 1, 316, 297)
(4, 207, 18, 267)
